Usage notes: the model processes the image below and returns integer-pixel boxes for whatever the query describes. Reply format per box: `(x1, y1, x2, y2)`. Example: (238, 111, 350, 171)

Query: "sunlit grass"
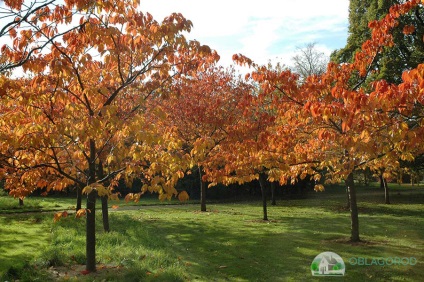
(0, 184, 423, 281)
(0, 213, 51, 280)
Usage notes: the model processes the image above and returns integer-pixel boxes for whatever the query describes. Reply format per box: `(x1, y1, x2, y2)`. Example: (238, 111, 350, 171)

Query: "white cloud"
(139, 1, 349, 66)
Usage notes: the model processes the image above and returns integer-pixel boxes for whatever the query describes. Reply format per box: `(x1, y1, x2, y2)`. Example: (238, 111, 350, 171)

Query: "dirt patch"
(47, 263, 123, 280)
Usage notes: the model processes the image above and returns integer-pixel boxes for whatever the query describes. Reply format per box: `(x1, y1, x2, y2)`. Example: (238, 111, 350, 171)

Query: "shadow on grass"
(36, 202, 424, 281)
(1, 184, 423, 281)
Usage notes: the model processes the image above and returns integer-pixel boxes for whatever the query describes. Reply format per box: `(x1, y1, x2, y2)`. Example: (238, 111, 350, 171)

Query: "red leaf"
(80, 270, 91, 275)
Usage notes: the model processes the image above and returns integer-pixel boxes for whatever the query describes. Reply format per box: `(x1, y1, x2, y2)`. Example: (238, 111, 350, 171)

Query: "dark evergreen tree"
(331, 0, 424, 84)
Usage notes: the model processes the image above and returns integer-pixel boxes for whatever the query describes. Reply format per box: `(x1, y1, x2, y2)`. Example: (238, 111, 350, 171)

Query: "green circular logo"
(311, 251, 345, 276)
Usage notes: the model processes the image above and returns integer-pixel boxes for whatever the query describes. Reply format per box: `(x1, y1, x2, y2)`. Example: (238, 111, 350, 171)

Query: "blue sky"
(141, 0, 350, 67)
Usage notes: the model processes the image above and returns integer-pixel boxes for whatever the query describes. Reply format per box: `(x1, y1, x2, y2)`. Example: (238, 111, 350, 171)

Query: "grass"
(0, 191, 200, 215)
(0, 183, 423, 281)
(0, 213, 51, 281)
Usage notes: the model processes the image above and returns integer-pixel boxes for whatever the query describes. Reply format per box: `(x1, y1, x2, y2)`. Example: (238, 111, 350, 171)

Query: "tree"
(202, 60, 306, 221)
(311, 262, 319, 271)
(0, 0, 216, 272)
(147, 65, 252, 212)
(232, 0, 424, 242)
(291, 42, 328, 82)
(331, 0, 424, 84)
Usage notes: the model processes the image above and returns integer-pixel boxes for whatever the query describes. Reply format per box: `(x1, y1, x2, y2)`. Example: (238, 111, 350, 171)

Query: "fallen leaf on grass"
(139, 255, 146, 260)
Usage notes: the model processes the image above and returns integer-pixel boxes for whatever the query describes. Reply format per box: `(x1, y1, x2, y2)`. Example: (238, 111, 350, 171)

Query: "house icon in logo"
(311, 251, 345, 276)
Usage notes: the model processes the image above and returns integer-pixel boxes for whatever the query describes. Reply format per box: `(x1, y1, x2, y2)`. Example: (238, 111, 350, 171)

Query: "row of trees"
(0, 0, 423, 272)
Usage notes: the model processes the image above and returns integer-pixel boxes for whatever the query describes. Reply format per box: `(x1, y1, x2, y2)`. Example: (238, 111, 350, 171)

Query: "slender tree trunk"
(76, 184, 82, 211)
(379, 174, 384, 190)
(271, 181, 276, 206)
(379, 173, 390, 204)
(346, 173, 360, 242)
(86, 189, 97, 272)
(258, 173, 268, 221)
(19, 198, 24, 206)
(199, 167, 207, 212)
(97, 161, 110, 232)
(101, 196, 110, 232)
(86, 139, 97, 272)
(383, 179, 390, 205)
(345, 185, 350, 209)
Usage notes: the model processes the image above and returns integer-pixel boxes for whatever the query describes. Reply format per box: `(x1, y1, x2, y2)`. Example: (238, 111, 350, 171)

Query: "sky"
(140, 0, 350, 68)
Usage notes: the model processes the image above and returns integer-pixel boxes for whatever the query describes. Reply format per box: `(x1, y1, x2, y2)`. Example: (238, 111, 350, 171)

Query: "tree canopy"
(0, 0, 423, 272)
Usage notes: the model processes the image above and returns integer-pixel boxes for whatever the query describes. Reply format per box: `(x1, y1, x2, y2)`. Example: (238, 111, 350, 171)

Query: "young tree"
(231, 0, 424, 242)
(202, 60, 305, 221)
(146, 65, 252, 211)
(0, 0, 216, 272)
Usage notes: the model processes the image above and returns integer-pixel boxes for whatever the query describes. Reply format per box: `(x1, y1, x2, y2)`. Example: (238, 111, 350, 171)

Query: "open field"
(0, 184, 423, 281)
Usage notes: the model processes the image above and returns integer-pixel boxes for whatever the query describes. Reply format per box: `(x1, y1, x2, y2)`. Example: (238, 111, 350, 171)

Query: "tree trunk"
(199, 167, 207, 212)
(346, 173, 360, 242)
(271, 181, 276, 206)
(363, 169, 369, 186)
(379, 174, 384, 190)
(383, 179, 390, 205)
(86, 139, 97, 272)
(19, 198, 24, 206)
(379, 173, 390, 204)
(97, 161, 110, 232)
(86, 190, 97, 272)
(258, 173, 268, 221)
(345, 185, 350, 209)
(76, 185, 82, 211)
(101, 196, 110, 232)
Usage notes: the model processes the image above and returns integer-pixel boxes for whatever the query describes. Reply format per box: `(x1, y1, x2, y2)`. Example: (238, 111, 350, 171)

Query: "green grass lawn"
(0, 183, 423, 281)
(0, 191, 199, 214)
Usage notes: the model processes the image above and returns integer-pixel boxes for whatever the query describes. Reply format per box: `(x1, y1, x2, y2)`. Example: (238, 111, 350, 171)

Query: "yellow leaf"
(158, 193, 167, 201)
(314, 184, 325, 192)
(53, 212, 61, 223)
(360, 130, 370, 142)
(313, 174, 321, 182)
(96, 185, 109, 197)
(82, 186, 93, 195)
(124, 193, 133, 203)
(177, 170, 184, 178)
(125, 193, 141, 203)
(106, 155, 115, 164)
(75, 209, 87, 218)
(54, 211, 68, 222)
(178, 190, 189, 202)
